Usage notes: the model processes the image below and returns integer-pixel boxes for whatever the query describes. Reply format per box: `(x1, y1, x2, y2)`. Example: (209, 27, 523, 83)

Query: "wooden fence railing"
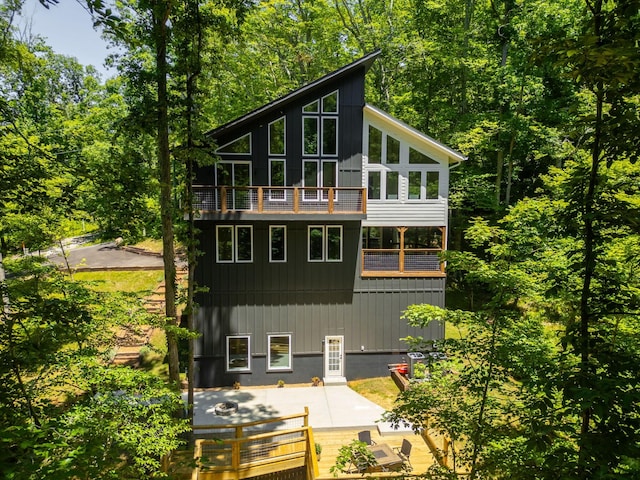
(172, 408, 319, 480)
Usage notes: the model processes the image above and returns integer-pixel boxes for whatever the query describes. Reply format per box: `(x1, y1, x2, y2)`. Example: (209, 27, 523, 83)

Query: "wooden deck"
(164, 406, 445, 479)
(165, 427, 439, 480)
(312, 428, 437, 479)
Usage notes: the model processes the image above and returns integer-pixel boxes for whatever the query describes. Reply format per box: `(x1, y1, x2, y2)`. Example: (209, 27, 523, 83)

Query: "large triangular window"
(409, 147, 438, 164)
(217, 133, 251, 154)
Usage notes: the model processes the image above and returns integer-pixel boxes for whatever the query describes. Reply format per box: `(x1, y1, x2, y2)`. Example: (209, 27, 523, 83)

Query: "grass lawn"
(348, 376, 400, 411)
(132, 238, 164, 254)
(73, 270, 163, 294)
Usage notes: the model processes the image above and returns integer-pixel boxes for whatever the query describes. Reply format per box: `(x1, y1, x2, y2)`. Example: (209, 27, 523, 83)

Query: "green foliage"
(412, 361, 427, 380)
(391, 146, 640, 477)
(330, 439, 378, 476)
(0, 258, 188, 479)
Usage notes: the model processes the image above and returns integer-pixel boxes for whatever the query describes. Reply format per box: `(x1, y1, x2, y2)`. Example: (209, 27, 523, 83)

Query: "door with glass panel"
(324, 335, 344, 377)
(217, 162, 251, 210)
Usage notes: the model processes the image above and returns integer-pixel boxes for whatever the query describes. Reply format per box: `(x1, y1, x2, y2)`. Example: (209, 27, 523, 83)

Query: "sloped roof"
(364, 104, 467, 164)
(206, 50, 381, 138)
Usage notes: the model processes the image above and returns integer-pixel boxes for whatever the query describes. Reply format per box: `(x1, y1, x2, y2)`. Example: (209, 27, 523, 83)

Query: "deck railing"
(188, 409, 318, 480)
(193, 185, 366, 215)
(361, 248, 445, 276)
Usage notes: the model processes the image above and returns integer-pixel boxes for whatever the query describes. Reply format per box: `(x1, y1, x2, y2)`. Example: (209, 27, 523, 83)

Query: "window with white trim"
(368, 171, 381, 200)
(308, 225, 343, 262)
(226, 335, 250, 371)
(426, 171, 440, 199)
(216, 161, 252, 210)
(269, 158, 286, 201)
(303, 160, 337, 201)
(365, 121, 444, 202)
(268, 334, 292, 370)
(269, 225, 287, 262)
(269, 117, 285, 155)
(303, 92, 339, 156)
(386, 171, 399, 200)
(216, 133, 251, 155)
(216, 226, 233, 262)
(216, 225, 253, 263)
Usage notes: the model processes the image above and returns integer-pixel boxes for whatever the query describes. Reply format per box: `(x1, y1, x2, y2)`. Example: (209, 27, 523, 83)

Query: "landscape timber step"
(112, 351, 141, 367)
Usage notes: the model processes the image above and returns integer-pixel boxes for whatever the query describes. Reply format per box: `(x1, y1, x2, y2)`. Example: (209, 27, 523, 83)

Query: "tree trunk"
(495, 148, 503, 206)
(577, 0, 603, 473)
(184, 0, 203, 425)
(461, 0, 474, 115)
(0, 251, 10, 316)
(154, 0, 180, 386)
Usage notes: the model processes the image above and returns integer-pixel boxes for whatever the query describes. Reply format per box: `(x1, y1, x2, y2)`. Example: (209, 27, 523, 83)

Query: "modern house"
(192, 51, 465, 387)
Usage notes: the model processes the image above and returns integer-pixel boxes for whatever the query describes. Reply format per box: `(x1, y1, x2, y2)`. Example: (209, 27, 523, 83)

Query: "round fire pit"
(214, 401, 238, 416)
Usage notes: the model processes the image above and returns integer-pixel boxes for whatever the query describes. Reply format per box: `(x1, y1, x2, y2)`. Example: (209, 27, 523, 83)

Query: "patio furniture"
(367, 443, 404, 472)
(358, 430, 376, 445)
(393, 439, 413, 470)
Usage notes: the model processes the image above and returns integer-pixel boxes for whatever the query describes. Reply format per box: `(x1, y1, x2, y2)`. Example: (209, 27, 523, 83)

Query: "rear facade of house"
(192, 52, 465, 387)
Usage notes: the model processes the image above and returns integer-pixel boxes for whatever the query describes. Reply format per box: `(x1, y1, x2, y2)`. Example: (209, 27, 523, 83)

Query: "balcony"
(361, 248, 445, 277)
(192, 185, 366, 217)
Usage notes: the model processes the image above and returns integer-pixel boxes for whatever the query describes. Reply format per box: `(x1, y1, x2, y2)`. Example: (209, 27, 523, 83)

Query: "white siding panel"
(364, 202, 448, 226)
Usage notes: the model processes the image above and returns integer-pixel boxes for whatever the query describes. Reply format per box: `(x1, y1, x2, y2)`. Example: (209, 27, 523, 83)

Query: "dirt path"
(112, 269, 188, 366)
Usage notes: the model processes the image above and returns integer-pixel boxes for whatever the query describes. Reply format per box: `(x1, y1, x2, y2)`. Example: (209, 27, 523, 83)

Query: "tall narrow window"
(268, 334, 292, 370)
(269, 159, 286, 200)
(322, 161, 337, 187)
(322, 117, 337, 155)
(426, 171, 440, 199)
(227, 336, 250, 371)
(269, 117, 285, 155)
(386, 135, 400, 164)
(303, 160, 319, 200)
(303, 117, 318, 155)
(236, 226, 253, 262)
(368, 125, 382, 164)
(327, 226, 343, 261)
(408, 171, 422, 200)
(308, 226, 324, 261)
(386, 172, 399, 200)
(269, 225, 286, 262)
(368, 171, 381, 200)
(216, 226, 233, 262)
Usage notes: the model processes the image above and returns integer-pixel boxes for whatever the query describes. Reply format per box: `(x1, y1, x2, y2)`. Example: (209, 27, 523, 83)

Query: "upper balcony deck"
(192, 186, 366, 220)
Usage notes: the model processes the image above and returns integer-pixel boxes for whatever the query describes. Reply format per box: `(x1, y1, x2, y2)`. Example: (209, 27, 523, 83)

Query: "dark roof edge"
(206, 50, 382, 138)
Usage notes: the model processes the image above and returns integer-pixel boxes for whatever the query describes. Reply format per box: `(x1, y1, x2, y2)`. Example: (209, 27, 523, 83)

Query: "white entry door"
(324, 336, 344, 377)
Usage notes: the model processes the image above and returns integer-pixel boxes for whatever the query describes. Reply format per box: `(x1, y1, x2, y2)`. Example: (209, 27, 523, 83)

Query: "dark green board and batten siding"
(193, 220, 444, 387)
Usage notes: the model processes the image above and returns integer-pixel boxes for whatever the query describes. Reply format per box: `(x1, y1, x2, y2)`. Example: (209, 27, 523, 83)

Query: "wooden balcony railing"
(185, 409, 319, 480)
(361, 248, 445, 277)
(193, 185, 366, 215)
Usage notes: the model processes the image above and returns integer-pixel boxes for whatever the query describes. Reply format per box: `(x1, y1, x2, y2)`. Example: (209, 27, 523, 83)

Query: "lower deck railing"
(185, 409, 318, 480)
(362, 249, 445, 276)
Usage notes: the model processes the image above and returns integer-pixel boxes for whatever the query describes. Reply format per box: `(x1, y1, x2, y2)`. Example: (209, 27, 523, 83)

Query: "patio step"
(322, 376, 348, 386)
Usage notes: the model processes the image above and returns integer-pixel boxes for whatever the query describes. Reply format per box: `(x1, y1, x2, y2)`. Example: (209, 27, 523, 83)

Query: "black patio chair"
(394, 439, 413, 470)
(357, 430, 376, 446)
